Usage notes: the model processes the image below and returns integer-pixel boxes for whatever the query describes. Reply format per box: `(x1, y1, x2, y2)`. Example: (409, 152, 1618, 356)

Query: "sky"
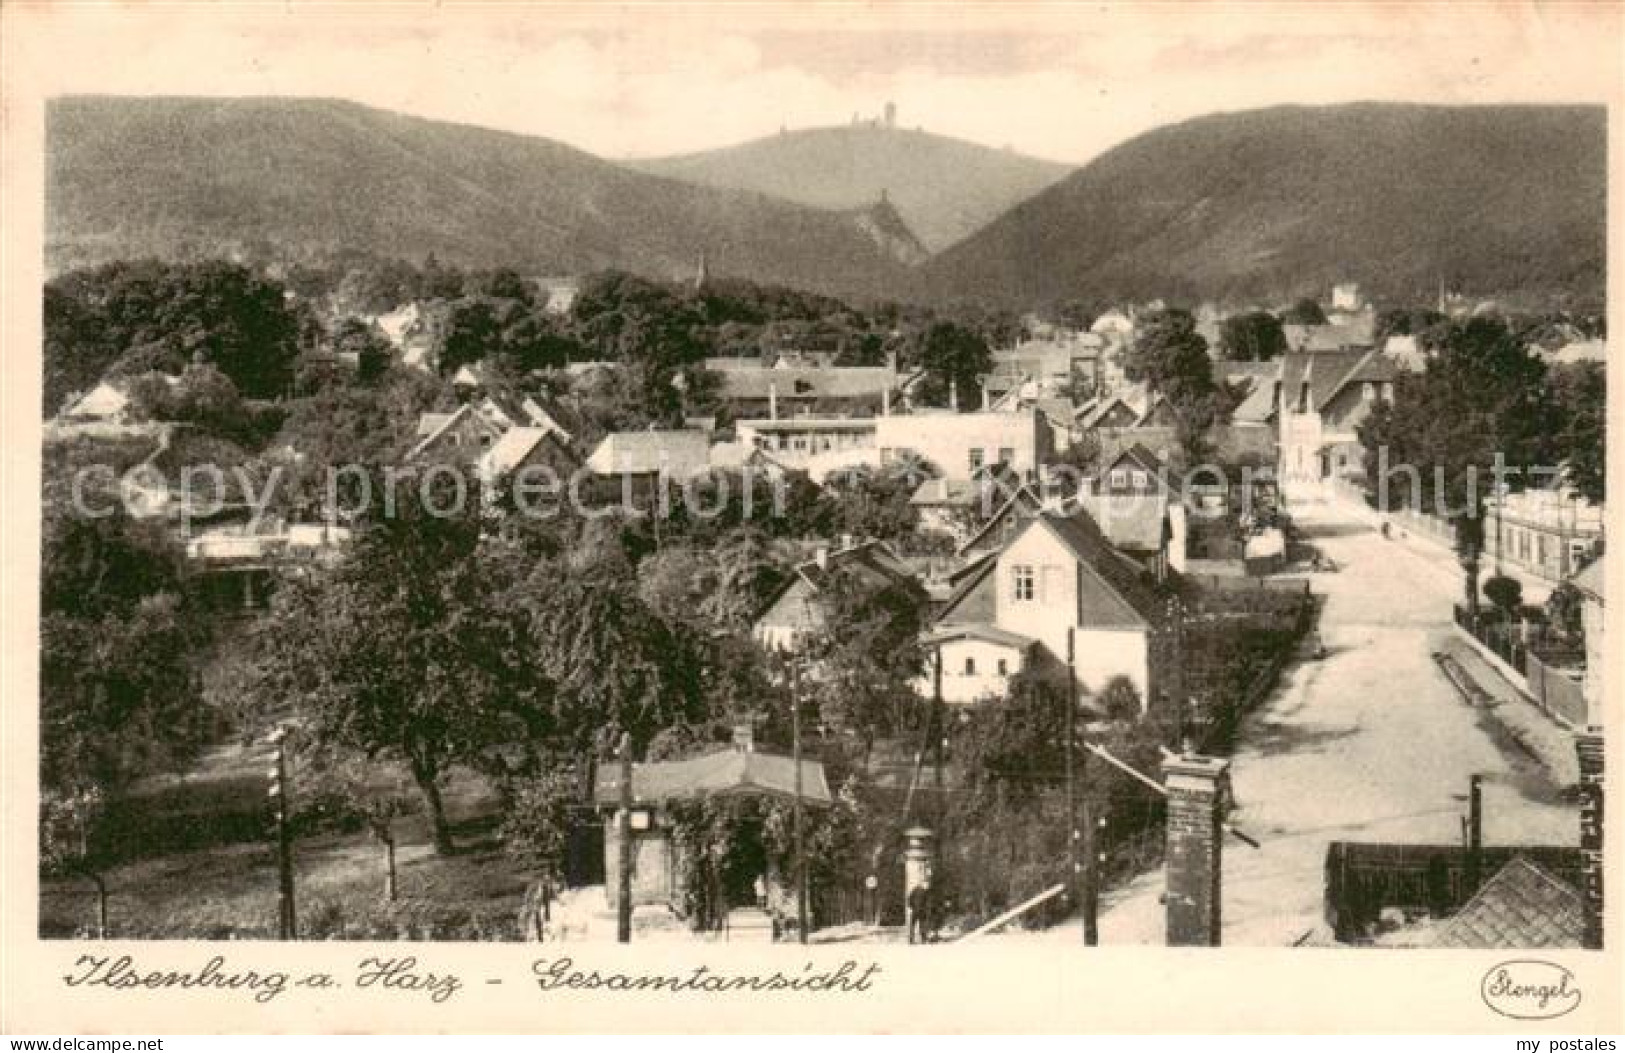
(10, 2, 1622, 165)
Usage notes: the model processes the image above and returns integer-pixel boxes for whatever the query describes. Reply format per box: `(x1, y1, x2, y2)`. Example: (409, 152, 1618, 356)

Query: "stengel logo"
(1481, 960, 1582, 1020)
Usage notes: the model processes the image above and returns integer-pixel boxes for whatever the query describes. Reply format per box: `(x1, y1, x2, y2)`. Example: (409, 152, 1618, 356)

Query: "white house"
(1276, 349, 1398, 491)
(735, 417, 878, 472)
(875, 409, 1050, 482)
(923, 511, 1166, 707)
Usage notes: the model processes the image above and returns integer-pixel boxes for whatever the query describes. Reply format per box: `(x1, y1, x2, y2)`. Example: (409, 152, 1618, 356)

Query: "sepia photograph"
(1, 0, 1620, 1035)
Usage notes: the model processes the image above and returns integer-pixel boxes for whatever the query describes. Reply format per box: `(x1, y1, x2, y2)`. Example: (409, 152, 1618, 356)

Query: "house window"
(964, 657, 977, 676)
(969, 448, 985, 474)
(998, 446, 1015, 466)
(1011, 564, 1035, 601)
(1362, 382, 1375, 401)
(1130, 469, 1149, 490)
(996, 658, 1008, 676)
(1110, 469, 1128, 490)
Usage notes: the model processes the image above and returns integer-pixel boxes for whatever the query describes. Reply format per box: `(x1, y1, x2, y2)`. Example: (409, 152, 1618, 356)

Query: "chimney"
(769, 381, 778, 421)
(1575, 729, 1604, 949)
(981, 384, 991, 411)
(1163, 752, 1230, 947)
(949, 379, 959, 412)
(732, 723, 755, 753)
(839, 533, 855, 551)
(814, 545, 829, 570)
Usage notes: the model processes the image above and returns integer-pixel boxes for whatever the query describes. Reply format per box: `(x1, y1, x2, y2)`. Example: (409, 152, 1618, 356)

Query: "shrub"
(1483, 574, 1523, 615)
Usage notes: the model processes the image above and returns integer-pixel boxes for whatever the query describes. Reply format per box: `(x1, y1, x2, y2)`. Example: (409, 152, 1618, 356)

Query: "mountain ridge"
(46, 96, 916, 299)
(918, 102, 1606, 308)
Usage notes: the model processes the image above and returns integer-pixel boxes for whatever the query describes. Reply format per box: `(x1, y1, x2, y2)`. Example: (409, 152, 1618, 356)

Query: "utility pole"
(932, 643, 946, 816)
(791, 663, 809, 944)
(1065, 628, 1084, 942)
(616, 731, 633, 944)
(1080, 751, 1100, 946)
(267, 726, 297, 941)
(1465, 773, 1484, 898)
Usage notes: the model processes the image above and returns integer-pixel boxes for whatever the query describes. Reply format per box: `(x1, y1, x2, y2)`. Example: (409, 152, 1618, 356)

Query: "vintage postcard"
(1, 0, 1621, 1034)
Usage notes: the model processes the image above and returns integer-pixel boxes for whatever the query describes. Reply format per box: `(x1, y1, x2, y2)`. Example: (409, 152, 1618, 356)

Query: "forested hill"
(631, 123, 1071, 252)
(918, 103, 1606, 309)
(46, 97, 916, 301)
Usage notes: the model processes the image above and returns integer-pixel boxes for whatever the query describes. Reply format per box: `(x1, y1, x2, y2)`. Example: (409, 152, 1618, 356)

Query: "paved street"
(1088, 496, 1579, 946)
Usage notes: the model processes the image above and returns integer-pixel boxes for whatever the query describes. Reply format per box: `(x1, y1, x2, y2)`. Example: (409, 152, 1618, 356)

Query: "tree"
(820, 462, 929, 544)
(297, 741, 420, 902)
(1545, 580, 1585, 641)
(1457, 509, 1486, 622)
(45, 260, 303, 399)
(271, 369, 446, 516)
(43, 283, 115, 415)
(909, 321, 991, 410)
(39, 506, 213, 882)
(1122, 308, 1215, 406)
(1547, 361, 1606, 504)
(802, 564, 928, 761)
(1374, 306, 1447, 346)
(1218, 311, 1286, 361)
(253, 476, 536, 854)
(1483, 574, 1524, 618)
(1281, 298, 1327, 326)
(515, 525, 706, 757)
(1359, 317, 1559, 520)
(1098, 676, 1143, 723)
(439, 299, 503, 375)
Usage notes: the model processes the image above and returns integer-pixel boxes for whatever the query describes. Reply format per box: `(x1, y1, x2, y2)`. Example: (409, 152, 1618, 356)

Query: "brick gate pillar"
(1163, 753, 1230, 947)
(1575, 729, 1604, 950)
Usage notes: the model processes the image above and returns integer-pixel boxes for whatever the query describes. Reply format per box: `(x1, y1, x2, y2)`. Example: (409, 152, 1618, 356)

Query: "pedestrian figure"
(907, 880, 931, 944)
